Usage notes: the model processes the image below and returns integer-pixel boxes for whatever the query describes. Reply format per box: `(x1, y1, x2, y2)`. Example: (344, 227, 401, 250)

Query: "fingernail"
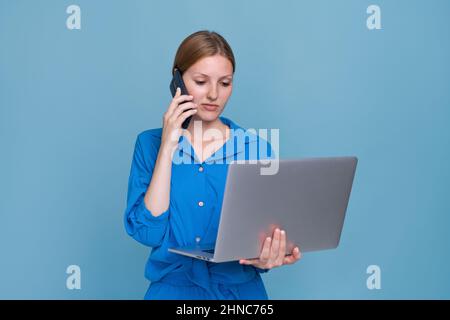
(281, 230, 285, 235)
(266, 237, 271, 241)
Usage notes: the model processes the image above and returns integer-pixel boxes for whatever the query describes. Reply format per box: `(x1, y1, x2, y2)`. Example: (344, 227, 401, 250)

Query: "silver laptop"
(168, 157, 358, 263)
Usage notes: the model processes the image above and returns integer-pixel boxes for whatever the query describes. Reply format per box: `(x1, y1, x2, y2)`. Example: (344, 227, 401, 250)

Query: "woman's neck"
(185, 116, 230, 143)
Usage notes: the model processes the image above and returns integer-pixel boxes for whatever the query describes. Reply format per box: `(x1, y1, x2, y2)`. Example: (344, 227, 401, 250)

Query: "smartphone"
(170, 68, 193, 129)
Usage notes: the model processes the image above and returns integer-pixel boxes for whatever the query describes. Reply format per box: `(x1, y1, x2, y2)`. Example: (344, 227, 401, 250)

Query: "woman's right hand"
(160, 87, 198, 156)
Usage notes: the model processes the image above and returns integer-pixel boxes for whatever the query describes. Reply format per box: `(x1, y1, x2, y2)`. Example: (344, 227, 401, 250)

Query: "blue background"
(1, 0, 449, 299)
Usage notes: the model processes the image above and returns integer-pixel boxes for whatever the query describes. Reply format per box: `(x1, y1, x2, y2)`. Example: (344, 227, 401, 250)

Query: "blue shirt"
(124, 116, 275, 298)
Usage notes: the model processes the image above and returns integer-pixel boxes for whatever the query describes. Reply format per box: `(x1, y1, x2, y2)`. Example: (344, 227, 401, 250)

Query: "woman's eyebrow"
(193, 72, 233, 79)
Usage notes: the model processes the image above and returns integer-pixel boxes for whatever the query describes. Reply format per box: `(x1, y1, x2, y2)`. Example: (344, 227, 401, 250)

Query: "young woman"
(124, 30, 301, 300)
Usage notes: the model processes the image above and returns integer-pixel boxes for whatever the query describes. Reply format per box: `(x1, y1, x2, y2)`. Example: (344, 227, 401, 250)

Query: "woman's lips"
(202, 104, 219, 111)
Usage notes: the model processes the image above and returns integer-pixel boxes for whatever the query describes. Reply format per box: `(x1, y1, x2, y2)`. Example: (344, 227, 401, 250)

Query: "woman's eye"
(194, 81, 231, 87)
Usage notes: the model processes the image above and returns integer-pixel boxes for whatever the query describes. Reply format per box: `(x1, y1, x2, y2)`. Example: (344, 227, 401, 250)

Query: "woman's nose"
(207, 84, 218, 101)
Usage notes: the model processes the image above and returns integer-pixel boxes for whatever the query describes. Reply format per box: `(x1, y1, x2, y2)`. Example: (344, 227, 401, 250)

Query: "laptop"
(168, 156, 358, 263)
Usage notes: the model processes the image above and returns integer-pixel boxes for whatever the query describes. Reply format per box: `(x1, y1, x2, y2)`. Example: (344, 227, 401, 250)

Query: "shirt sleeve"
(123, 133, 170, 248)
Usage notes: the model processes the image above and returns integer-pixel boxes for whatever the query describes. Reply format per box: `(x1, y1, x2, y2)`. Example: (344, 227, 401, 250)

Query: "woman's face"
(182, 54, 233, 123)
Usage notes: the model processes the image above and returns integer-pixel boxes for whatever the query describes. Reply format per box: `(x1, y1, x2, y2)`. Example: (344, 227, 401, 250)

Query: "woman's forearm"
(143, 146, 174, 217)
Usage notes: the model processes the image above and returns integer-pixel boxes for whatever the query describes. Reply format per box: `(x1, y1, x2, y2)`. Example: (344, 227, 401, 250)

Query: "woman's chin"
(194, 111, 221, 122)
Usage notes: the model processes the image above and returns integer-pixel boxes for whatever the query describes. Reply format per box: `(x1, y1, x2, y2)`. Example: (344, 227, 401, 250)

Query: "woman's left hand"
(239, 228, 302, 270)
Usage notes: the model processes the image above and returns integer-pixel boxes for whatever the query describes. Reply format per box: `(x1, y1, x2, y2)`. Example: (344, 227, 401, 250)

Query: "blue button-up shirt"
(124, 116, 275, 298)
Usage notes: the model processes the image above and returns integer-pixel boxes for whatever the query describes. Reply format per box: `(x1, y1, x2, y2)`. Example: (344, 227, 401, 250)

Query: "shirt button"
(198, 201, 204, 207)
(198, 166, 204, 172)
(195, 236, 201, 244)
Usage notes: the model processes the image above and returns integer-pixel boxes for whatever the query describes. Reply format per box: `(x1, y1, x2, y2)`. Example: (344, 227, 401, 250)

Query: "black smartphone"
(169, 68, 193, 129)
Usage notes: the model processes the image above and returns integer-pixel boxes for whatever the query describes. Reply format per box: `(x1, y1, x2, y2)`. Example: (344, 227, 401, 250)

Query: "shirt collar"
(175, 116, 258, 164)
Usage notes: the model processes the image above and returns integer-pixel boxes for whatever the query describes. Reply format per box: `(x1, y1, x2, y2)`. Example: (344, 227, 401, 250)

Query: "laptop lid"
(210, 157, 358, 263)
